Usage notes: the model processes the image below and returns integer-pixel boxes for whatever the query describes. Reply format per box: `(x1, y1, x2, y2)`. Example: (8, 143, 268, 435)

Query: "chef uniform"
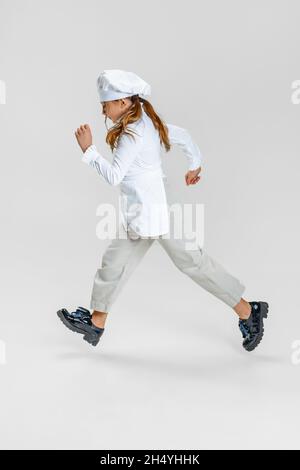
(82, 69, 246, 312)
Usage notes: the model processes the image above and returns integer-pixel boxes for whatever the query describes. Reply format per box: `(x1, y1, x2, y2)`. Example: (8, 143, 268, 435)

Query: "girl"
(57, 69, 269, 351)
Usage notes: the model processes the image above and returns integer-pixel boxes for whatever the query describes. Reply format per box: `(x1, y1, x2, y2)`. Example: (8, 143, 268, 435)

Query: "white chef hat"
(97, 69, 151, 102)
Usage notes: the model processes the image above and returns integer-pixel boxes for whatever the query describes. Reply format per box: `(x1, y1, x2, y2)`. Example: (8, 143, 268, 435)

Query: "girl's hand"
(185, 166, 202, 186)
(75, 124, 93, 153)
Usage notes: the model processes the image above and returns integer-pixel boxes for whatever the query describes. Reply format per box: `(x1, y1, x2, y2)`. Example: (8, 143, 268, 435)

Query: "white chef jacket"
(81, 108, 202, 237)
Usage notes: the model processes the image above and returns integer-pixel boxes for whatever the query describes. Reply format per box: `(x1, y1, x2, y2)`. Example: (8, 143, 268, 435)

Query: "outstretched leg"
(157, 232, 269, 351)
(158, 235, 246, 309)
(90, 225, 155, 323)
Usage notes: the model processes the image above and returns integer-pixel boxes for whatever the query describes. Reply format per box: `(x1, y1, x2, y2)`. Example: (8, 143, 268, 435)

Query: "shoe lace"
(71, 307, 91, 320)
(239, 303, 260, 339)
(239, 319, 250, 338)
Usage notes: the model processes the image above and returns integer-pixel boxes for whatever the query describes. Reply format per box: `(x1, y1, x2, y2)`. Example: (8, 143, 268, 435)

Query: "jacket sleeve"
(165, 123, 202, 171)
(81, 126, 143, 186)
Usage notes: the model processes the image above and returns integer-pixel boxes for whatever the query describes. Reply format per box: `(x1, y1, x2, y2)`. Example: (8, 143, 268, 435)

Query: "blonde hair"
(104, 94, 171, 153)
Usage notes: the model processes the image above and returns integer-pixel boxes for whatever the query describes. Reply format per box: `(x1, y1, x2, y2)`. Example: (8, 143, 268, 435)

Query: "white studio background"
(0, 0, 300, 450)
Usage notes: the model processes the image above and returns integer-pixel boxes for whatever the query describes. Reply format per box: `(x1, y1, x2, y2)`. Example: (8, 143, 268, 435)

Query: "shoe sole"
(57, 310, 101, 346)
(244, 301, 269, 352)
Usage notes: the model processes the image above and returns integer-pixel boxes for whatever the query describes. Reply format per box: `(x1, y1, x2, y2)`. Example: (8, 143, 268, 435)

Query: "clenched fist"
(185, 166, 202, 186)
(75, 124, 93, 153)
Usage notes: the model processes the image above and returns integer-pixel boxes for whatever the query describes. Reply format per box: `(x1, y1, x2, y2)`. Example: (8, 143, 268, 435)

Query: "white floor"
(1, 241, 299, 450)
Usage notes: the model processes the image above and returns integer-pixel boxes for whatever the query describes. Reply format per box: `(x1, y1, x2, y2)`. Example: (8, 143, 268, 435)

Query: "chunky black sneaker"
(57, 306, 104, 346)
(238, 301, 269, 352)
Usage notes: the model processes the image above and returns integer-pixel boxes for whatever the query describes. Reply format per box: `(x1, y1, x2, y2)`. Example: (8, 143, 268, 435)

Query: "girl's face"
(101, 98, 133, 123)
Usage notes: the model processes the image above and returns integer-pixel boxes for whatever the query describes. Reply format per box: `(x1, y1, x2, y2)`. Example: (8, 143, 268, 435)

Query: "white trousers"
(89, 224, 246, 312)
